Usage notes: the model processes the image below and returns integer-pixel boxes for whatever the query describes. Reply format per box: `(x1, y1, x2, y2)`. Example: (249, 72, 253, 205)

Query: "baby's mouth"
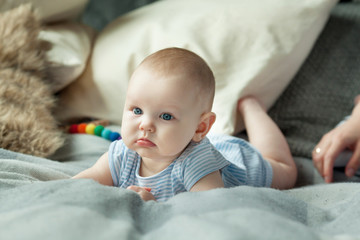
(136, 138, 156, 147)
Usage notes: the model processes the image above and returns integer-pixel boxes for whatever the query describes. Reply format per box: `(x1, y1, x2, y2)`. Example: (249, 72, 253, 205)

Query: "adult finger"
(345, 143, 360, 177)
(312, 137, 332, 177)
(323, 140, 349, 183)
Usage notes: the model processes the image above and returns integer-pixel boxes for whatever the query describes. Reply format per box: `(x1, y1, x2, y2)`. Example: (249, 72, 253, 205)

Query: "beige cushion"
(57, 0, 338, 134)
(0, 0, 89, 23)
(39, 22, 95, 93)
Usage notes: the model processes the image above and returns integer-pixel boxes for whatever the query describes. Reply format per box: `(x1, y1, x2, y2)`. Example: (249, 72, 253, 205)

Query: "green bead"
(94, 125, 104, 136)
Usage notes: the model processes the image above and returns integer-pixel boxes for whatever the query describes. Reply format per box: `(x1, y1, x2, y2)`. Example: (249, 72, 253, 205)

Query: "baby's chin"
(137, 150, 181, 163)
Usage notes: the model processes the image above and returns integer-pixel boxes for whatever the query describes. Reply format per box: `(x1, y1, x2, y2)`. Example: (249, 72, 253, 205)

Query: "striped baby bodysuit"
(108, 133, 272, 202)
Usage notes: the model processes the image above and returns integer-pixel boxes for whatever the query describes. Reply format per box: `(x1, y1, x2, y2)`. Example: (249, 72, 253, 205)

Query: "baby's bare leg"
(238, 96, 297, 189)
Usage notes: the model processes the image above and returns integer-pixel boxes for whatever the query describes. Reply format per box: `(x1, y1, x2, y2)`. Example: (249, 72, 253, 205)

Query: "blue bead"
(109, 132, 120, 141)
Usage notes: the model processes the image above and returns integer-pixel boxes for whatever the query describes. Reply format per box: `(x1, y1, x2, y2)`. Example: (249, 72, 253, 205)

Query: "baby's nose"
(139, 117, 155, 132)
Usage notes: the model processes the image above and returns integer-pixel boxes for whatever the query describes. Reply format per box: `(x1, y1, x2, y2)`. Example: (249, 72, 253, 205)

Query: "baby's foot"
(354, 95, 360, 105)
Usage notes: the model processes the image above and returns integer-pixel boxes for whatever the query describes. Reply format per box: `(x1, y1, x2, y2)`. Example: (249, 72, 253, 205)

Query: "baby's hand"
(127, 186, 156, 201)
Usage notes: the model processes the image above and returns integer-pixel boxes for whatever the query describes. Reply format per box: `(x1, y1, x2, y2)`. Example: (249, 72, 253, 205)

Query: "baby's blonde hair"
(139, 47, 215, 112)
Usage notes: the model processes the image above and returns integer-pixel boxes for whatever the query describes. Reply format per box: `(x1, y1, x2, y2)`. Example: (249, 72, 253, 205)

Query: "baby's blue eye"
(133, 108, 143, 115)
(160, 113, 173, 121)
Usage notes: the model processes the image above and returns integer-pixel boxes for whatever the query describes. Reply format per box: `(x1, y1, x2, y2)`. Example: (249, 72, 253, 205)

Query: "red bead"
(69, 124, 79, 133)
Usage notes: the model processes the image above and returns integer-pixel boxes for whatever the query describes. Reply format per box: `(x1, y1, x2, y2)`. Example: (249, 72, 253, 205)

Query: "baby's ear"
(192, 112, 216, 142)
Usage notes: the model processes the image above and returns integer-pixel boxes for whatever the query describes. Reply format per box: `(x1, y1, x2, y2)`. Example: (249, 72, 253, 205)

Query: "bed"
(1, 0, 360, 239)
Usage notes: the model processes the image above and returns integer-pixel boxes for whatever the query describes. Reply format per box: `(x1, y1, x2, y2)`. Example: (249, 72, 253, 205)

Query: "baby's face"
(121, 66, 204, 163)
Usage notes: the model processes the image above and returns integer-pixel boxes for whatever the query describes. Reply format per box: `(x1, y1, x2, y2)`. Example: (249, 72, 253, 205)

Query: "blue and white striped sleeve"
(181, 138, 230, 191)
(108, 140, 125, 187)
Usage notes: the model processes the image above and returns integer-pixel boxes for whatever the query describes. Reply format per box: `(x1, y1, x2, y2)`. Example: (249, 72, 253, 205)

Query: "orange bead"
(77, 123, 87, 133)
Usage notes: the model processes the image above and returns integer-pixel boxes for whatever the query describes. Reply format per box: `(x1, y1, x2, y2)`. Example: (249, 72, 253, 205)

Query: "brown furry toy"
(0, 4, 65, 158)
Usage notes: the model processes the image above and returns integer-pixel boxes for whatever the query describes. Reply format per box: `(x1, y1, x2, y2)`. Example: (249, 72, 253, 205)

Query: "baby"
(73, 47, 297, 201)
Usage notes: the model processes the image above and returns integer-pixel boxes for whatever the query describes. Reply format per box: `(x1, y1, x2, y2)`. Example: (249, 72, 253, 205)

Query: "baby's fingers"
(127, 185, 151, 192)
(127, 186, 155, 201)
(127, 185, 141, 192)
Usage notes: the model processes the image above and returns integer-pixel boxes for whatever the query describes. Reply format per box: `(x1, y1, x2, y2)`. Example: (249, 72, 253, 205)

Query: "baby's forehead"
(130, 70, 202, 100)
(132, 64, 199, 86)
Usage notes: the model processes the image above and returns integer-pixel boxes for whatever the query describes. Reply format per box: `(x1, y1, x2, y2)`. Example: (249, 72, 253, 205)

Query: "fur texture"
(0, 4, 65, 157)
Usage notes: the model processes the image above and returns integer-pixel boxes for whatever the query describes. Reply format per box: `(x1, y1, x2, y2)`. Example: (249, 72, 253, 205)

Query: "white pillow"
(0, 0, 89, 23)
(39, 22, 95, 93)
(57, 0, 338, 134)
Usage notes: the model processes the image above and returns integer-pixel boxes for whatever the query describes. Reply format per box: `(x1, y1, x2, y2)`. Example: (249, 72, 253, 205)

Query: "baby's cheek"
(120, 124, 135, 146)
(120, 124, 128, 140)
(163, 132, 191, 154)
(121, 115, 137, 134)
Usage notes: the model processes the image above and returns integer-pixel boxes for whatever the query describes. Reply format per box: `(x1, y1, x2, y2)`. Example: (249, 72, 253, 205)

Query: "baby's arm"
(190, 170, 224, 192)
(73, 152, 114, 186)
(74, 152, 155, 201)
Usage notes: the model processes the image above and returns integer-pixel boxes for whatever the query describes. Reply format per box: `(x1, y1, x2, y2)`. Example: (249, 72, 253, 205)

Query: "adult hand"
(312, 116, 360, 183)
(127, 185, 156, 201)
